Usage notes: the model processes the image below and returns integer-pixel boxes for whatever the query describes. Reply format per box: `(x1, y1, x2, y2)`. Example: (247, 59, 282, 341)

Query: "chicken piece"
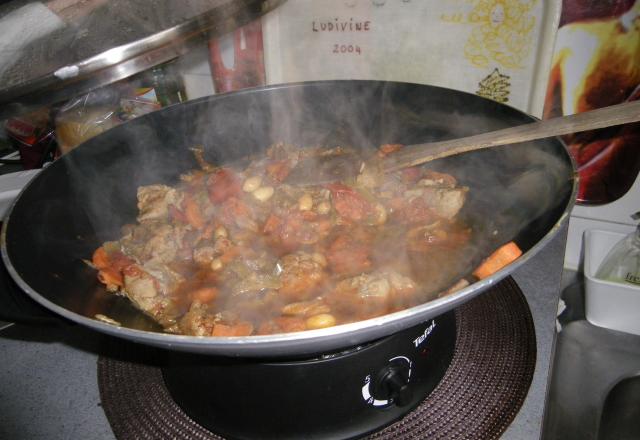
(405, 222, 471, 252)
(178, 302, 218, 336)
(381, 169, 466, 222)
(326, 272, 389, 318)
(384, 270, 419, 306)
(137, 184, 181, 223)
(193, 245, 216, 265)
(123, 270, 157, 305)
(143, 261, 185, 295)
(221, 289, 281, 323)
(118, 223, 153, 257)
(326, 270, 418, 319)
(418, 170, 459, 188)
(142, 224, 178, 263)
(265, 142, 301, 161)
(421, 186, 467, 220)
(118, 222, 170, 262)
(393, 184, 467, 223)
(120, 220, 193, 265)
(123, 268, 163, 317)
(123, 264, 188, 328)
(278, 251, 328, 302)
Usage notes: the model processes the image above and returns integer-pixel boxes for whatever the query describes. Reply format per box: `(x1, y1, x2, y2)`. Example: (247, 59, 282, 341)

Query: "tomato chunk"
(264, 211, 331, 251)
(327, 234, 372, 276)
(395, 197, 436, 224)
(207, 168, 241, 203)
(220, 197, 253, 228)
(266, 160, 291, 182)
(327, 183, 373, 222)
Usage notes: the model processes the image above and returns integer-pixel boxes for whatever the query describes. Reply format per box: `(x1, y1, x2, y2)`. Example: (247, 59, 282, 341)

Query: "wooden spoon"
(285, 100, 640, 185)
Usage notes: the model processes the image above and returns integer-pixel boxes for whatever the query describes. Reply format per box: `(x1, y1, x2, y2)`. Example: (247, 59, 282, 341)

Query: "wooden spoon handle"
(383, 99, 640, 172)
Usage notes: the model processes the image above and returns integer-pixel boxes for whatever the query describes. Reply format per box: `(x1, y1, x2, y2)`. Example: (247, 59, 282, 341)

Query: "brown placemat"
(98, 276, 536, 440)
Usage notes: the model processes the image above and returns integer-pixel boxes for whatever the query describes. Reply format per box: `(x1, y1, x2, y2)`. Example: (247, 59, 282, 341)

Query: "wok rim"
(0, 80, 578, 357)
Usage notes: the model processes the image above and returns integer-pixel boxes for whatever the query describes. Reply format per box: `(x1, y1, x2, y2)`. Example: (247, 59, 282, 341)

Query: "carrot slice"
(472, 241, 523, 280)
(92, 247, 110, 270)
(232, 322, 254, 336)
(212, 322, 254, 336)
(378, 143, 403, 157)
(184, 196, 205, 229)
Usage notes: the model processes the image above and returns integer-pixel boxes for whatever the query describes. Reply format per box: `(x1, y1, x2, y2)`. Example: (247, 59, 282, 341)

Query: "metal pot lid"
(0, 0, 284, 120)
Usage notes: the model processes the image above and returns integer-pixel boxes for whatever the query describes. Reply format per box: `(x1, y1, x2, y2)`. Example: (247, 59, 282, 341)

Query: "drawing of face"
(491, 3, 505, 26)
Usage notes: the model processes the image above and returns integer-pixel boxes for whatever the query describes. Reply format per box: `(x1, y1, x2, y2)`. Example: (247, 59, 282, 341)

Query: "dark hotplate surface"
(97, 276, 536, 440)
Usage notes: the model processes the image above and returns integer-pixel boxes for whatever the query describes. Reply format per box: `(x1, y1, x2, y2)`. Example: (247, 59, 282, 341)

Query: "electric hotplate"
(97, 277, 535, 440)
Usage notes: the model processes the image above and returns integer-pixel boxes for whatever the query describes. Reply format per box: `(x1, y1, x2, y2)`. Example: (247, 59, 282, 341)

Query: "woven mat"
(98, 276, 536, 440)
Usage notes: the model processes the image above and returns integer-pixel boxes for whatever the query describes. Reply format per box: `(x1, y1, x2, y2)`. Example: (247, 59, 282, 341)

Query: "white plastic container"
(584, 229, 640, 335)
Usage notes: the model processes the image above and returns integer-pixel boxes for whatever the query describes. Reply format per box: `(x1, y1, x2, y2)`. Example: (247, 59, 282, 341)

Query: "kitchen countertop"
(0, 225, 568, 440)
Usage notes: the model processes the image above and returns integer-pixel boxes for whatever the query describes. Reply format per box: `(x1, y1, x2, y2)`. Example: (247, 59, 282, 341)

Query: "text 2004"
(333, 44, 362, 55)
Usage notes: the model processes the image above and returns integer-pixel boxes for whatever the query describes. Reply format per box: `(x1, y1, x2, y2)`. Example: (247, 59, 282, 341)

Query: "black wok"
(1, 81, 576, 357)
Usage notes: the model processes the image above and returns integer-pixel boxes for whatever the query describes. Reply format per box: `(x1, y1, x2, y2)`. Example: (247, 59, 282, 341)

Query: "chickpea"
(316, 201, 331, 215)
(252, 186, 275, 202)
(282, 300, 328, 316)
(418, 178, 437, 187)
(312, 252, 327, 267)
(242, 176, 262, 192)
(298, 193, 313, 211)
(210, 258, 223, 271)
(214, 226, 228, 238)
(305, 313, 337, 330)
(372, 203, 388, 225)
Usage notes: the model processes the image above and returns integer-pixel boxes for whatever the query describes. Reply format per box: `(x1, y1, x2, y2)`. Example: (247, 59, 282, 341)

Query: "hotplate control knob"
(370, 359, 413, 407)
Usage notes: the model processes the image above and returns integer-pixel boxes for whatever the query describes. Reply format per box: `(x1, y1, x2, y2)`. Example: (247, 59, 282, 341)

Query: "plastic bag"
(54, 89, 121, 154)
(596, 212, 640, 286)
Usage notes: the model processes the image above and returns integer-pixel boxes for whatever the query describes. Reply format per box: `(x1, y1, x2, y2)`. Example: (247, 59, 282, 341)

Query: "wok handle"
(383, 99, 640, 171)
